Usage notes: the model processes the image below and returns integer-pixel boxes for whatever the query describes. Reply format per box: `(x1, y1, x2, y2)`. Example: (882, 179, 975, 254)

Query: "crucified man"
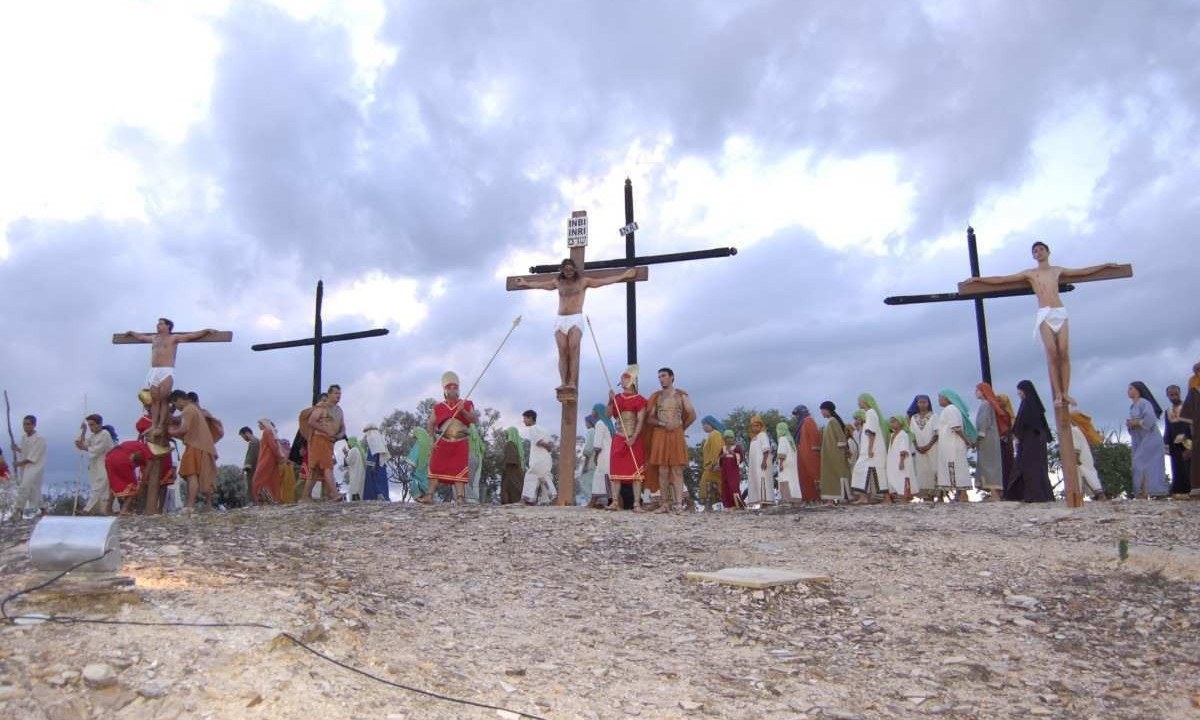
(972, 242, 1124, 407)
(117, 318, 217, 432)
(511, 259, 636, 390)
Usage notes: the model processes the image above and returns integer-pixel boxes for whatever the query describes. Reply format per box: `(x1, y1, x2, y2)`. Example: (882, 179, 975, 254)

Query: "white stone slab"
(684, 566, 830, 589)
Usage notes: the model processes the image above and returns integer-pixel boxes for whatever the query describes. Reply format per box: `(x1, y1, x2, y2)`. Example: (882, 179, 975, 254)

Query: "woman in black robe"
(1005, 379, 1055, 502)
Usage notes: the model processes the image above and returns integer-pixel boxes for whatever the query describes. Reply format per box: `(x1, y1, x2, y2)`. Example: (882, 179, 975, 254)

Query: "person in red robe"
(106, 440, 157, 515)
(792, 405, 822, 503)
(419, 371, 479, 504)
(718, 430, 746, 509)
(606, 365, 647, 510)
(250, 419, 285, 503)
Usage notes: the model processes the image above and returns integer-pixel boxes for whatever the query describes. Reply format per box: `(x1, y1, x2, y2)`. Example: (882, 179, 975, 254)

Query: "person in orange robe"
(792, 405, 822, 503)
(645, 367, 697, 512)
(420, 371, 478, 504)
(167, 390, 217, 513)
(250, 418, 285, 503)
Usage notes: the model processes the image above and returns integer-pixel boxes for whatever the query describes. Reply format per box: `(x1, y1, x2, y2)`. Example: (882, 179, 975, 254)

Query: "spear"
(584, 316, 645, 483)
(3, 391, 16, 523)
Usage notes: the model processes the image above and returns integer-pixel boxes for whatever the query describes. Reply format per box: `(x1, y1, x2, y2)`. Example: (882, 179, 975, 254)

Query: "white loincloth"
(1035, 306, 1069, 340)
(553, 313, 585, 334)
(146, 367, 174, 388)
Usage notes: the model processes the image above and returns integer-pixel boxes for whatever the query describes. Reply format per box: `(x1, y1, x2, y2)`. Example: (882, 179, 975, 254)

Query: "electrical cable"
(1, 550, 548, 720)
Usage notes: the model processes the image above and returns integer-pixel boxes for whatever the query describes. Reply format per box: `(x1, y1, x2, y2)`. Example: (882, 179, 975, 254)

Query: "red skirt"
(609, 434, 645, 484)
(106, 454, 140, 499)
(429, 437, 469, 483)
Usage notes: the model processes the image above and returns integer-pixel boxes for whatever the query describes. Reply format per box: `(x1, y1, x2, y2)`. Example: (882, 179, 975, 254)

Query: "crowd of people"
(2, 316, 1197, 519)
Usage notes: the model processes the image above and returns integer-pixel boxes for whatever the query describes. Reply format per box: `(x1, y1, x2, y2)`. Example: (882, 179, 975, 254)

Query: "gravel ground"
(0, 498, 1198, 720)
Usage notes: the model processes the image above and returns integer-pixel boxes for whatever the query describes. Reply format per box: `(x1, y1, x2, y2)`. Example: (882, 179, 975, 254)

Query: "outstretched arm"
(583, 267, 637, 289)
(121, 331, 156, 342)
(512, 276, 559, 290)
(1059, 262, 1124, 282)
(970, 270, 1030, 286)
(176, 328, 216, 342)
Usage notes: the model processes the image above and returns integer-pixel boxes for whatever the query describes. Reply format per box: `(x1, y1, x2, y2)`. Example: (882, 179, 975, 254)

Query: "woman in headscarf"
(1069, 410, 1108, 500)
(578, 414, 597, 507)
(1126, 381, 1168, 498)
(745, 416, 774, 507)
(974, 383, 1008, 500)
(848, 410, 867, 497)
(818, 401, 851, 503)
(997, 393, 1018, 493)
(1185, 361, 1200, 497)
(698, 415, 725, 511)
(361, 423, 391, 501)
(590, 403, 614, 508)
(775, 420, 802, 504)
(792, 405, 822, 502)
(886, 414, 915, 502)
(937, 389, 978, 502)
(907, 394, 938, 499)
(407, 428, 432, 501)
(500, 426, 525, 505)
(718, 430, 745, 509)
(467, 425, 486, 504)
(1006, 380, 1054, 502)
(851, 394, 889, 503)
(250, 418, 285, 504)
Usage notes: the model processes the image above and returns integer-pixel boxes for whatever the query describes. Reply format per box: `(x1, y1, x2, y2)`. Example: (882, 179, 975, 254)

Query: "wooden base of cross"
(555, 385, 578, 506)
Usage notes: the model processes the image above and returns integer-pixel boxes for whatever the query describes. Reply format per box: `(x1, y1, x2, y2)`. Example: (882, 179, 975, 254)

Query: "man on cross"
(971, 242, 1123, 407)
(118, 318, 217, 432)
(512, 259, 636, 390)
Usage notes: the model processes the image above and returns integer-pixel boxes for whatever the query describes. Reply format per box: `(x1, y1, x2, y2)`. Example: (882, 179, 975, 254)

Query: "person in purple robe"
(1005, 380, 1055, 502)
(1126, 381, 1168, 498)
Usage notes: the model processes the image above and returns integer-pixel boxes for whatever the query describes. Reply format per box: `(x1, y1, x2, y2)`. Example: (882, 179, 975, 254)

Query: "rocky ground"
(1, 499, 1198, 720)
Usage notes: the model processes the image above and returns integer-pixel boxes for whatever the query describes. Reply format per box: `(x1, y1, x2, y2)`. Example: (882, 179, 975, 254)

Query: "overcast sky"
(2, 0, 1198, 490)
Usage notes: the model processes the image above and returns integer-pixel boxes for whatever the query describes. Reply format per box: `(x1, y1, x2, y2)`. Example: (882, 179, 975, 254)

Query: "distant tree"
(216, 464, 247, 508)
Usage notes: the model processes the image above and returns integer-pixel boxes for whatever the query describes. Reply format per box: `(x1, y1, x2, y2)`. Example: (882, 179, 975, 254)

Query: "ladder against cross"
(506, 211, 648, 505)
(112, 326, 233, 514)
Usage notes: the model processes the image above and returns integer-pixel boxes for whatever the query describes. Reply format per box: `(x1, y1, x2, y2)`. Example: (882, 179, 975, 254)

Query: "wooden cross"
(251, 280, 389, 405)
(506, 211, 649, 505)
(527, 179, 738, 365)
(887, 231, 1132, 508)
(112, 323, 232, 514)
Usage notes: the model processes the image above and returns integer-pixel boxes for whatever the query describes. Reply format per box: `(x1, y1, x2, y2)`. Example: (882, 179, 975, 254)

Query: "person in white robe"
(10, 414, 48, 520)
(520, 411, 557, 504)
(1070, 410, 1109, 500)
(851, 394, 889, 503)
(589, 404, 613, 507)
(936, 389, 978, 502)
(76, 414, 115, 515)
(774, 421, 802, 502)
(886, 415, 914, 501)
(341, 438, 366, 500)
(745, 416, 774, 506)
(907, 394, 938, 499)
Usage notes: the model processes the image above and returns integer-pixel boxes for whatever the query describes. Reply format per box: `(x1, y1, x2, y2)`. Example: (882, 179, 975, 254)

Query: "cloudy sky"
(2, 0, 1197, 490)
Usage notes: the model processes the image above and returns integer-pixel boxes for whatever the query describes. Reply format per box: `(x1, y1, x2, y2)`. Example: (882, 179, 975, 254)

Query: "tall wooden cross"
(885, 228, 1132, 508)
(528, 179, 738, 365)
(251, 280, 389, 405)
(112, 323, 233, 514)
(884, 227, 1081, 384)
(506, 211, 649, 505)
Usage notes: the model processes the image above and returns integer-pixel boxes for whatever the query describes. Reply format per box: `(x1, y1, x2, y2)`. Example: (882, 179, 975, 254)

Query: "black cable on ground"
(1, 551, 548, 720)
